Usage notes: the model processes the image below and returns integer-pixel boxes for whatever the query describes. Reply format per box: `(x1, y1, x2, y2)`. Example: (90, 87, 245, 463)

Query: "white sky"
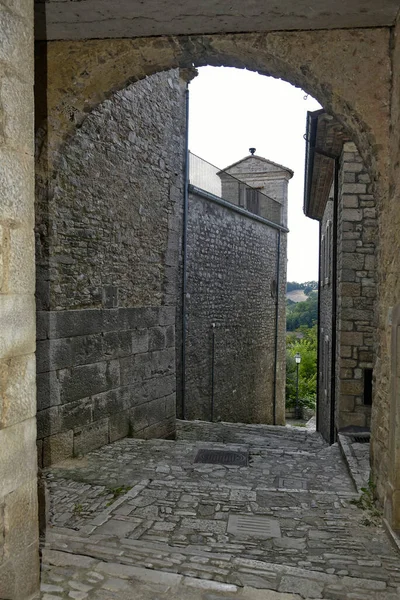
(188, 66, 322, 283)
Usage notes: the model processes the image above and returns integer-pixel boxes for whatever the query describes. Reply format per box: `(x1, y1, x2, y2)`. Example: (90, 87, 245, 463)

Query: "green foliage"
(287, 294, 318, 331)
(286, 281, 318, 293)
(105, 485, 132, 506)
(286, 326, 317, 412)
(350, 480, 382, 526)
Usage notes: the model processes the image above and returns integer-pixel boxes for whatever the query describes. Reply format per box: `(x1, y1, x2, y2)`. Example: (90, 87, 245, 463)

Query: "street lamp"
(295, 353, 301, 420)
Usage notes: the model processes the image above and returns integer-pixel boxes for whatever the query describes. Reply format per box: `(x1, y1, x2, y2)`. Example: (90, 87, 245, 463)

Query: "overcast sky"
(188, 66, 322, 283)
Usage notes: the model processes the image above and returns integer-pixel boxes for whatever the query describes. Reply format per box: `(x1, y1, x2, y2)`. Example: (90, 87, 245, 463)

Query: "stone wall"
(336, 143, 377, 430)
(36, 306, 176, 465)
(372, 14, 400, 526)
(318, 196, 334, 442)
(35, 70, 187, 466)
(184, 189, 286, 424)
(0, 0, 39, 597)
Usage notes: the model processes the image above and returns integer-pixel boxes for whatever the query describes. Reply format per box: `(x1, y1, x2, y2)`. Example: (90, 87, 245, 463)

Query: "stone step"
(43, 530, 396, 599)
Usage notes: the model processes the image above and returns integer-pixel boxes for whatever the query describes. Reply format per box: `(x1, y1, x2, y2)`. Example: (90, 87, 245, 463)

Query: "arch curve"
(37, 28, 391, 187)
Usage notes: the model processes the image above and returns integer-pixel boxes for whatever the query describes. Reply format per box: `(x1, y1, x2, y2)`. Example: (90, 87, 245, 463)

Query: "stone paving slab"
(338, 433, 370, 493)
(41, 550, 323, 600)
(42, 420, 400, 600)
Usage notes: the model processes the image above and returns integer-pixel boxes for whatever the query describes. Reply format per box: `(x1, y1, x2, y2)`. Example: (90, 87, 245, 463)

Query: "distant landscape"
(286, 281, 318, 332)
(285, 281, 318, 417)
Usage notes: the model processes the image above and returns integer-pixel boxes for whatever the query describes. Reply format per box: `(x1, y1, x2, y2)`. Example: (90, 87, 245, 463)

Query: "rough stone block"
(0, 418, 37, 497)
(339, 411, 367, 428)
(342, 308, 373, 321)
(131, 329, 149, 354)
(59, 398, 93, 431)
(2, 75, 33, 153)
(142, 374, 176, 403)
(340, 282, 361, 297)
(36, 370, 60, 411)
(102, 309, 120, 332)
(92, 388, 128, 420)
(4, 479, 38, 559)
(342, 184, 367, 195)
(73, 419, 109, 456)
(130, 395, 172, 432)
(0, 353, 35, 429)
(159, 306, 175, 326)
(0, 148, 34, 225)
(36, 311, 50, 340)
(102, 285, 118, 309)
(148, 327, 166, 351)
(340, 395, 356, 411)
(342, 253, 365, 270)
(166, 325, 175, 347)
(42, 430, 74, 467)
(133, 415, 176, 440)
(6, 226, 35, 294)
(340, 332, 364, 346)
(343, 161, 364, 172)
(109, 411, 130, 442)
(340, 380, 364, 395)
(165, 392, 176, 417)
(49, 309, 103, 339)
(121, 307, 158, 330)
(342, 191, 360, 205)
(0, 294, 35, 359)
(37, 406, 62, 439)
(120, 355, 146, 385)
(150, 347, 175, 377)
(14, 542, 40, 599)
(102, 330, 132, 359)
(59, 360, 119, 404)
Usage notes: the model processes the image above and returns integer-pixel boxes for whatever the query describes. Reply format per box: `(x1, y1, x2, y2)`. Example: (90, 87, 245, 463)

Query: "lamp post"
(295, 353, 301, 420)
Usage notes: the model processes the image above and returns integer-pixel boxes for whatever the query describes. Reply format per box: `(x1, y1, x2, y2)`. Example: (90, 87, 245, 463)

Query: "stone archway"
(35, 27, 395, 523)
(36, 29, 390, 185)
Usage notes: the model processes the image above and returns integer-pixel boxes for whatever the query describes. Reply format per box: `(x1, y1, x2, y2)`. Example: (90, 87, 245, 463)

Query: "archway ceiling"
(35, 0, 399, 41)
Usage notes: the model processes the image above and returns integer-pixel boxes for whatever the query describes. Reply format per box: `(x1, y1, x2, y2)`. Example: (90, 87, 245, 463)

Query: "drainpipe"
(211, 323, 216, 422)
(181, 84, 190, 420)
(330, 158, 339, 444)
(272, 229, 282, 425)
(316, 221, 322, 432)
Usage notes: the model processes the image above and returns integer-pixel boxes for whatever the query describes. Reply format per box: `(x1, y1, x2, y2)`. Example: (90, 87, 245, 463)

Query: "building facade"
(2, 3, 400, 594)
(304, 111, 377, 443)
(184, 153, 291, 424)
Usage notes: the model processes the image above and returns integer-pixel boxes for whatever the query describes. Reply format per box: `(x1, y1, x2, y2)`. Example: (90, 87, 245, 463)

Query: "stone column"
(0, 1, 39, 597)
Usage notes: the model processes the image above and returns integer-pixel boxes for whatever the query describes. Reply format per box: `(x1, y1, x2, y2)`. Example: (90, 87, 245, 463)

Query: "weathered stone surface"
(41, 421, 400, 599)
(0, 354, 36, 429)
(184, 189, 286, 424)
(42, 430, 74, 467)
(0, 418, 37, 498)
(4, 479, 38, 558)
(74, 420, 110, 456)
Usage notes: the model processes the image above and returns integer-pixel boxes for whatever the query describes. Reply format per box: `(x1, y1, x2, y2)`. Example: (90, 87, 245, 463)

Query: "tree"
(286, 293, 318, 331)
(286, 326, 317, 412)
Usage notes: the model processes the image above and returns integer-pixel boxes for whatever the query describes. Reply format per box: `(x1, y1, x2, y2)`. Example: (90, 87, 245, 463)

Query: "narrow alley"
(40, 422, 400, 599)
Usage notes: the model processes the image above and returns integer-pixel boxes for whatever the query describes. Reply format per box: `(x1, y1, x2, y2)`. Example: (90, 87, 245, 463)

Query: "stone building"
(3, 1, 400, 595)
(35, 70, 188, 467)
(304, 110, 377, 443)
(184, 153, 291, 424)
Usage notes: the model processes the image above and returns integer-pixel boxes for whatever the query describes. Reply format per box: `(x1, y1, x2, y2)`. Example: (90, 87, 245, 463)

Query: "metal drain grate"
(351, 435, 370, 444)
(194, 449, 248, 466)
(227, 514, 281, 538)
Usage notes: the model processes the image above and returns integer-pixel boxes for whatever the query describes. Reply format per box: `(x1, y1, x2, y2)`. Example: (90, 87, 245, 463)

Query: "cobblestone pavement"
(41, 420, 400, 599)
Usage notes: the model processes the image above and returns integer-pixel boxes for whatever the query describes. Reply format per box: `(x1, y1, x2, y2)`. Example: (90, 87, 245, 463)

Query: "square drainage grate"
(227, 514, 281, 539)
(194, 449, 248, 466)
(277, 477, 308, 490)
